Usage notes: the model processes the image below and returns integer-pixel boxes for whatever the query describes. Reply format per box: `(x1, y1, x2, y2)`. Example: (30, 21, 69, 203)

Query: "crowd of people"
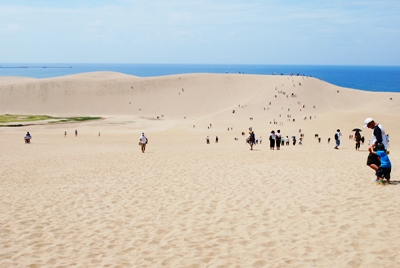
(23, 116, 393, 184)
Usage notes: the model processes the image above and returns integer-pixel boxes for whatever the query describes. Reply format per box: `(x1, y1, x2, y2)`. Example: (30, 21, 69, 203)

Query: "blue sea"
(0, 63, 399, 93)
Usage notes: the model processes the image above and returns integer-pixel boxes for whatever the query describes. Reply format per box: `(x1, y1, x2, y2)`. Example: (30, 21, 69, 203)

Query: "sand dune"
(1, 72, 399, 267)
(1, 72, 397, 116)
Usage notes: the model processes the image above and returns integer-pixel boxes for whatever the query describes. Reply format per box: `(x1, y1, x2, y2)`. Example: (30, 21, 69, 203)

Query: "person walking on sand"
(364, 118, 388, 174)
(247, 130, 256, 150)
(354, 130, 361, 151)
(275, 130, 282, 150)
(139, 132, 148, 153)
(269, 130, 276, 150)
(75, 129, 78, 137)
(64, 131, 67, 137)
(334, 129, 341, 149)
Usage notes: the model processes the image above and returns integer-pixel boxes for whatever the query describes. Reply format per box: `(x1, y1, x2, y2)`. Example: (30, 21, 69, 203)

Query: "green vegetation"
(0, 114, 102, 126)
(52, 116, 102, 123)
(0, 114, 53, 123)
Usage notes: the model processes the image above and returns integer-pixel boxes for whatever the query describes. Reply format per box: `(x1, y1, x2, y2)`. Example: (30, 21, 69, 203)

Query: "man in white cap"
(139, 132, 148, 153)
(364, 118, 387, 172)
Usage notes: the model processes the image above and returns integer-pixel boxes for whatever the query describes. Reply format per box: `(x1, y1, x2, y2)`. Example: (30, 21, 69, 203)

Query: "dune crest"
(1, 72, 398, 118)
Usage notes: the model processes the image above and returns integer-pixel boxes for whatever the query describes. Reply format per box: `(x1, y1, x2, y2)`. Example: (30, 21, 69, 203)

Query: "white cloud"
(84, 20, 105, 33)
(0, 23, 20, 33)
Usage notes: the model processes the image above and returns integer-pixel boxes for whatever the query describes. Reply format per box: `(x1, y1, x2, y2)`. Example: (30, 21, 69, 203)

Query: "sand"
(0, 73, 399, 267)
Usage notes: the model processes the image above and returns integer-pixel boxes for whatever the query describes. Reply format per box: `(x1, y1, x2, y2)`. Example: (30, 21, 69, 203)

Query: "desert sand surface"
(1, 72, 399, 267)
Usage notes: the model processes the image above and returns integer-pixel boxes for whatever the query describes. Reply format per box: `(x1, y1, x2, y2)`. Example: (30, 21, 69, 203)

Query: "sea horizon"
(1, 63, 399, 93)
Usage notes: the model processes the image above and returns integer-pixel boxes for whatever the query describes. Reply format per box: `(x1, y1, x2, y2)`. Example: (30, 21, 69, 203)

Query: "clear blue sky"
(1, 0, 399, 65)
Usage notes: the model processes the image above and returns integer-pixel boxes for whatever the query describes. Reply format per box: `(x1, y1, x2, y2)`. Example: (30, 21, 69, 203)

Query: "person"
(285, 136, 289, 146)
(215, 136, 218, 143)
(139, 132, 148, 153)
(328, 137, 331, 144)
(334, 129, 341, 149)
(98, 132, 101, 137)
(269, 130, 276, 150)
(259, 137, 262, 144)
(75, 129, 78, 137)
(248, 130, 256, 150)
(368, 143, 391, 184)
(206, 136, 210, 144)
(64, 131, 67, 137)
(275, 130, 281, 150)
(24, 132, 32, 143)
(354, 130, 361, 151)
(292, 136, 296, 146)
(364, 118, 388, 174)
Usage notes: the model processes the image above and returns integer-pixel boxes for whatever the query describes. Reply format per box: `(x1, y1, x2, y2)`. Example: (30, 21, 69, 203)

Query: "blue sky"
(1, 0, 399, 65)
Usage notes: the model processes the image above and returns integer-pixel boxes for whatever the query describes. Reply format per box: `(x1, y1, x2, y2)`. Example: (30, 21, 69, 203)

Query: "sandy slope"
(0, 72, 399, 267)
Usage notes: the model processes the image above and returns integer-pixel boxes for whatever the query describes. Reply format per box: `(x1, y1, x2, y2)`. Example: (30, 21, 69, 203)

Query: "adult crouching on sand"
(364, 118, 388, 173)
(139, 132, 148, 153)
(24, 132, 32, 144)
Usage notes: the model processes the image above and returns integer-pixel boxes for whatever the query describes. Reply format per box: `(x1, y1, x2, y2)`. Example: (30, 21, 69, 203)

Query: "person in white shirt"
(139, 132, 148, 153)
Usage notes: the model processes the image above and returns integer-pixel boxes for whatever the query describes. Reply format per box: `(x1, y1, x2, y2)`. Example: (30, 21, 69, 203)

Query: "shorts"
(336, 139, 340, 146)
(269, 139, 275, 147)
(366, 152, 380, 166)
(376, 167, 391, 180)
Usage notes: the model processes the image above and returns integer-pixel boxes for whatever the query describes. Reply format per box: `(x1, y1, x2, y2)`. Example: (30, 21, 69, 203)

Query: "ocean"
(0, 63, 399, 93)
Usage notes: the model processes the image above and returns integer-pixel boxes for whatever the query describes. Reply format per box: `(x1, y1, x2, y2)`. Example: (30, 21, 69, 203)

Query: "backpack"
(334, 133, 338, 140)
(250, 132, 255, 142)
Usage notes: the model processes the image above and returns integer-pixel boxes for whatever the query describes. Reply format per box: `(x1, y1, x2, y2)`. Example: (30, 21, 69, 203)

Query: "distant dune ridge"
(0, 71, 396, 115)
(1, 72, 400, 267)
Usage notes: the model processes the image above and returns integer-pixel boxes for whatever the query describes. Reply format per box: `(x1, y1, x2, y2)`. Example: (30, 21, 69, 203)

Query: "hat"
(363, 118, 374, 128)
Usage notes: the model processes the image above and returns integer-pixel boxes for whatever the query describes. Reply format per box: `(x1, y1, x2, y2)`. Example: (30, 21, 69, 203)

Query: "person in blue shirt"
(368, 143, 391, 184)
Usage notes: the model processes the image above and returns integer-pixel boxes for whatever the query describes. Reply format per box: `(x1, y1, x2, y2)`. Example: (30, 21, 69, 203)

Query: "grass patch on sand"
(0, 114, 53, 123)
(52, 116, 102, 123)
(0, 114, 102, 125)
